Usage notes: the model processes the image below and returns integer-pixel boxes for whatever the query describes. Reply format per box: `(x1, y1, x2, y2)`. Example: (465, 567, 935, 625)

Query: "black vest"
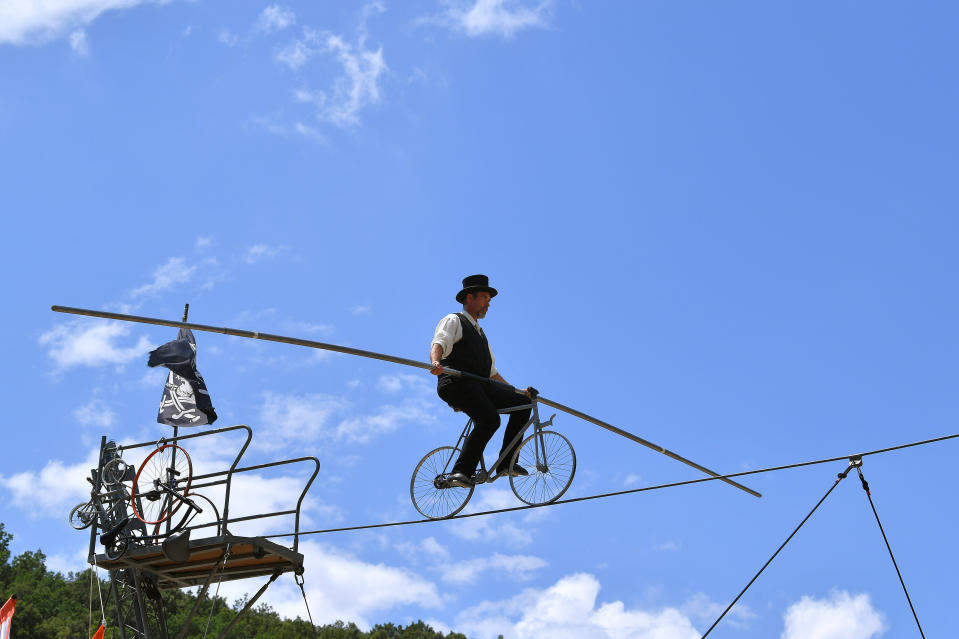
(438, 313, 492, 388)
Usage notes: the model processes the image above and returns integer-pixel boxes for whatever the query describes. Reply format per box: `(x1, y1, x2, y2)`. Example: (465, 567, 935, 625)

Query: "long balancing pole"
(51, 305, 761, 498)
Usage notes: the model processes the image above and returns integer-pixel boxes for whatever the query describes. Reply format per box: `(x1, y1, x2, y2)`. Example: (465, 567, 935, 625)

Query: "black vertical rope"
(701, 461, 856, 638)
(855, 466, 926, 638)
(295, 573, 317, 637)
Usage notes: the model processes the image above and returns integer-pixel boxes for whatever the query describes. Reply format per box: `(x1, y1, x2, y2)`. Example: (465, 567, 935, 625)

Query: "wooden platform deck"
(91, 534, 303, 590)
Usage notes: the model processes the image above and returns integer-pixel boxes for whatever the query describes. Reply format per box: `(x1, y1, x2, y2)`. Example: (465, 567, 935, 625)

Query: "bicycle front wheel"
(131, 444, 193, 525)
(510, 430, 576, 506)
(410, 446, 473, 519)
(69, 501, 97, 530)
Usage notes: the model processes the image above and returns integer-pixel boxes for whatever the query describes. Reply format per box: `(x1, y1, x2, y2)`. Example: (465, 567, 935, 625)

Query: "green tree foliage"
(0, 524, 467, 639)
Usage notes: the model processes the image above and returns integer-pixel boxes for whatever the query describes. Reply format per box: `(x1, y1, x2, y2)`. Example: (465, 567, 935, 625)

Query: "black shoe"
(496, 464, 529, 477)
(447, 472, 474, 488)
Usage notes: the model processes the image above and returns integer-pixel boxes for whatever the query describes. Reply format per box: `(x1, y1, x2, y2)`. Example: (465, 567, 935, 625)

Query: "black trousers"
(438, 379, 532, 476)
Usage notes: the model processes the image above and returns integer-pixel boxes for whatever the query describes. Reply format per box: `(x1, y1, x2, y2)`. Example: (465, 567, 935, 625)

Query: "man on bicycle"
(429, 274, 532, 487)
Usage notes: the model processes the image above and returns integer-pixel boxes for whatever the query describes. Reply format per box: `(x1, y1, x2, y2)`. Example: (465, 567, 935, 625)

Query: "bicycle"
(69, 442, 146, 560)
(410, 384, 576, 519)
(129, 442, 207, 537)
(71, 441, 206, 560)
(69, 441, 131, 529)
(107, 441, 206, 559)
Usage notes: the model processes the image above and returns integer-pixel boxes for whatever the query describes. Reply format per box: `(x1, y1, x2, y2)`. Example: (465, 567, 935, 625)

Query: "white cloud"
(265, 4, 387, 135)
(781, 590, 885, 639)
(440, 552, 547, 583)
(214, 540, 441, 629)
(73, 398, 116, 428)
(0, 0, 163, 46)
(438, 0, 551, 38)
(276, 33, 317, 70)
(0, 452, 99, 517)
(46, 544, 94, 576)
(277, 9, 387, 128)
(139, 367, 167, 388)
(294, 121, 326, 141)
(247, 113, 328, 143)
(456, 573, 701, 639)
(0, 438, 335, 556)
(294, 542, 441, 627)
(321, 33, 387, 127)
(131, 256, 196, 296)
(257, 392, 349, 450)
(243, 243, 287, 263)
(450, 487, 535, 547)
(352, 304, 371, 315)
(394, 535, 451, 563)
(256, 392, 435, 449)
(69, 28, 88, 54)
(286, 320, 335, 336)
(624, 473, 642, 486)
(198, 470, 340, 538)
(680, 592, 753, 630)
(256, 4, 295, 33)
(420, 536, 451, 560)
(249, 113, 290, 136)
(377, 373, 431, 394)
(230, 307, 277, 324)
(40, 320, 153, 369)
(334, 400, 434, 443)
(194, 235, 212, 249)
(217, 27, 239, 47)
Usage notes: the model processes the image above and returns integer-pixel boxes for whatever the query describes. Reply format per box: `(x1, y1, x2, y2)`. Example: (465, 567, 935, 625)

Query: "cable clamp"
(837, 456, 862, 480)
(855, 465, 870, 494)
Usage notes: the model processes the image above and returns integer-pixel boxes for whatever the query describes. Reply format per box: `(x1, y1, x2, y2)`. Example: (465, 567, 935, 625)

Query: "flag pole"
(165, 302, 190, 537)
(51, 305, 761, 498)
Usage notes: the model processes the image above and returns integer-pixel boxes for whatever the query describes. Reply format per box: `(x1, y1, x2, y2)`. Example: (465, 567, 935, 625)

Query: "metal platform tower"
(74, 426, 318, 639)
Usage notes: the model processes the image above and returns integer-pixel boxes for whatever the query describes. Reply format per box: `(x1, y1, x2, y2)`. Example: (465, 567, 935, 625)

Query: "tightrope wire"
(264, 431, 959, 540)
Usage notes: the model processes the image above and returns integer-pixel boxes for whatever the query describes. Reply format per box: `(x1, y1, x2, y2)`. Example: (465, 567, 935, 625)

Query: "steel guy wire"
(856, 465, 926, 638)
(700, 459, 858, 637)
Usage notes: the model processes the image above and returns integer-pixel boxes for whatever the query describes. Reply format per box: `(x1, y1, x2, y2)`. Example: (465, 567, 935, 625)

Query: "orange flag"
(0, 597, 15, 639)
(91, 624, 104, 639)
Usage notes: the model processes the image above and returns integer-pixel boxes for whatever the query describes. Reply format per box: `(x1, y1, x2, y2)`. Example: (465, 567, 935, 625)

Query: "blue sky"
(1, 1, 957, 637)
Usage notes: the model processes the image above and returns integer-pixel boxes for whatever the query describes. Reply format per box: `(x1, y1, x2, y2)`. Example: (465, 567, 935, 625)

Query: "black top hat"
(456, 274, 498, 303)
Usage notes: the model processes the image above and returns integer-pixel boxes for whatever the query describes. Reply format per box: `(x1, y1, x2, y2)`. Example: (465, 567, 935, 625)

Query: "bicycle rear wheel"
(104, 532, 129, 560)
(509, 430, 576, 506)
(410, 446, 473, 519)
(131, 444, 193, 525)
(102, 457, 130, 486)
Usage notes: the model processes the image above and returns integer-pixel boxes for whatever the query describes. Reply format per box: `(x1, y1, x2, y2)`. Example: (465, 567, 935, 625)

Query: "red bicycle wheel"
(131, 444, 193, 525)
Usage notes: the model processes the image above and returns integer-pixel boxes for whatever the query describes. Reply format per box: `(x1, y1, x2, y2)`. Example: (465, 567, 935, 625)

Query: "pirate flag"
(147, 328, 217, 427)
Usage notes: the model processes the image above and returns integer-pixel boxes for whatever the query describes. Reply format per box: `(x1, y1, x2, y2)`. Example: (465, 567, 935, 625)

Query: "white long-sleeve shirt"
(431, 312, 498, 378)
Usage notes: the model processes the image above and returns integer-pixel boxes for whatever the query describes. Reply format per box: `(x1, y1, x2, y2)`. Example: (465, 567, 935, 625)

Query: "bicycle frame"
(411, 394, 575, 519)
(447, 398, 557, 483)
